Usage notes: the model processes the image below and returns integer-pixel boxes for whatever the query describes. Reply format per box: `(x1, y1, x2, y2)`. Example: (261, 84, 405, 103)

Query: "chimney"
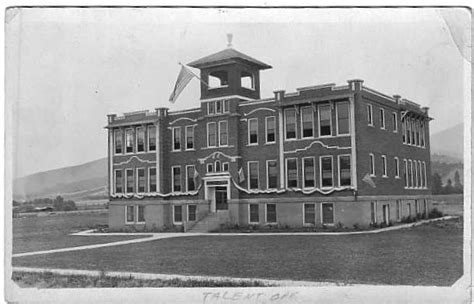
(393, 95, 401, 104)
(274, 90, 285, 102)
(421, 107, 430, 115)
(347, 79, 364, 91)
(107, 114, 116, 124)
(155, 107, 169, 118)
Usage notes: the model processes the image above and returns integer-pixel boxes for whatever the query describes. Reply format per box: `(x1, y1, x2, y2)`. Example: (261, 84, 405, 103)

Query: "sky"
(7, 7, 470, 178)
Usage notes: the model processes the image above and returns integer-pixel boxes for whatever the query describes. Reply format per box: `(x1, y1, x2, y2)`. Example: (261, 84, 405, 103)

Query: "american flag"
(169, 65, 195, 103)
(238, 167, 245, 183)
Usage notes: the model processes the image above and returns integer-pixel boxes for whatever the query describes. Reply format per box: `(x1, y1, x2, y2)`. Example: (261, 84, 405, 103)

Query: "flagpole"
(178, 62, 210, 88)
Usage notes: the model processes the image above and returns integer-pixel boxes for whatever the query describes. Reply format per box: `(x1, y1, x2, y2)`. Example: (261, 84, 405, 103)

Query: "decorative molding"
(284, 140, 351, 154)
(169, 117, 198, 125)
(168, 108, 201, 115)
(197, 151, 241, 163)
(200, 95, 254, 102)
(113, 156, 156, 166)
(112, 182, 202, 199)
(244, 107, 276, 117)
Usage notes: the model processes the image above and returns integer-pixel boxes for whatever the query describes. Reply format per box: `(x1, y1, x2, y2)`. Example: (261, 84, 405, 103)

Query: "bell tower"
(187, 34, 272, 101)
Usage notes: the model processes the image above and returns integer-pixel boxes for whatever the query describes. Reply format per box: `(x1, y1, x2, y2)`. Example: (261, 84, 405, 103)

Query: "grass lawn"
(12, 212, 145, 254)
(431, 194, 463, 216)
(13, 218, 463, 286)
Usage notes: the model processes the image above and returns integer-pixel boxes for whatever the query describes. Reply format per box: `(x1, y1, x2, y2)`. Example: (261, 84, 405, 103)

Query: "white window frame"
(148, 167, 157, 193)
(318, 104, 332, 137)
(125, 205, 135, 224)
(303, 203, 316, 225)
(265, 116, 276, 144)
(216, 100, 223, 114)
(338, 154, 352, 187)
(173, 205, 183, 224)
(418, 160, 423, 189)
(302, 156, 316, 189)
(370, 201, 377, 224)
(266, 160, 278, 190)
(172, 127, 181, 151)
(185, 165, 196, 192)
(207, 102, 215, 115)
(136, 205, 146, 224)
(396, 200, 401, 221)
(223, 162, 229, 172)
(223, 99, 230, 113)
(136, 167, 146, 194)
(300, 106, 314, 139)
(380, 108, 385, 130)
(125, 128, 134, 154)
(207, 122, 217, 147)
(187, 204, 197, 222)
(321, 202, 335, 225)
(218, 120, 228, 147)
(171, 165, 181, 193)
(392, 112, 398, 133)
(285, 157, 298, 189)
(336, 101, 350, 135)
(248, 204, 260, 224)
(423, 161, 427, 189)
(369, 153, 375, 177)
(403, 159, 408, 188)
(215, 160, 221, 172)
(248, 118, 259, 146)
(114, 169, 123, 194)
(414, 160, 418, 188)
(147, 125, 156, 151)
(114, 129, 123, 155)
(381, 155, 387, 177)
(284, 108, 297, 141)
(185, 125, 195, 151)
(319, 155, 334, 189)
(247, 161, 260, 190)
(207, 163, 213, 173)
(265, 203, 277, 224)
(394, 157, 400, 178)
(135, 127, 146, 153)
(421, 121, 426, 147)
(367, 104, 373, 126)
(125, 168, 134, 194)
(409, 160, 414, 188)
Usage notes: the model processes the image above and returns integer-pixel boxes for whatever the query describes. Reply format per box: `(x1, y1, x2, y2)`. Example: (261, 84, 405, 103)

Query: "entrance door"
(383, 205, 390, 225)
(215, 187, 228, 210)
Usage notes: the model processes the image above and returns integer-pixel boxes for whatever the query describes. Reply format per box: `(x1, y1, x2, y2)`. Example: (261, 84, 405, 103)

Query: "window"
(381, 155, 387, 177)
(369, 154, 375, 176)
(320, 156, 333, 188)
(285, 108, 297, 140)
(248, 118, 258, 145)
(241, 71, 254, 89)
(303, 157, 315, 188)
(419, 161, 423, 189)
(114, 129, 123, 154)
(186, 166, 196, 191)
(370, 201, 377, 223)
(125, 129, 134, 153)
(207, 122, 217, 147)
(137, 205, 145, 223)
(286, 158, 298, 188)
(172, 127, 181, 151)
(301, 107, 314, 138)
(338, 155, 351, 186)
(392, 112, 398, 132)
(266, 204, 277, 223)
(223, 162, 229, 172)
(149, 168, 156, 192)
(379, 108, 385, 129)
(406, 118, 411, 144)
(126, 205, 135, 223)
(409, 160, 413, 188)
(209, 70, 228, 88)
(367, 104, 373, 126)
(148, 125, 156, 151)
(207, 163, 213, 173)
(414, 161, 418, 188)
(336, 102, 350, 135)
(126, 169, 134, 193)
(415, 200, 419, 214)
(219, 121, 228, 146)
(415, 120, 420, 146)
(403, 159, 408, 188)
(319, 105, 331, 136)
(216, 100, 222, 114)
(248, 162, 259, 190)
(411, 119, 415, 145)
(208, 102, 215, 115)
(304, 204, 316, 225)
(136, 127, 145, 152)
(185, 126, 194, 150)
(188, 205, 197, 221)
(215, 160, 221, 172)
(265, 116, 276, 143)
(249, 204, 259, 223)
(402, 118, 406, 143)
(423, 161, 427, 188)
(137, 168, 145, 193)
(420, 121, 425, 147)
(321, 203, 334, 225)
(173, 205, 183, 223)
(114, 170, 123, 194)
(394, 157, 400, 178)
(396, 200, 401, 221)
(223, 100, 229, 112)
(172, 166, 181, 192)
(267, 160, 278, 189)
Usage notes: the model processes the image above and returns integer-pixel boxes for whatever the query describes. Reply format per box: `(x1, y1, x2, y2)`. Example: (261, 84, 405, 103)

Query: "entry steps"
(187, 210, 229, 233)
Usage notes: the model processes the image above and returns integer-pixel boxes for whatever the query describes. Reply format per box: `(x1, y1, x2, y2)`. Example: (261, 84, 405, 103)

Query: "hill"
(430, 123, 463, 161)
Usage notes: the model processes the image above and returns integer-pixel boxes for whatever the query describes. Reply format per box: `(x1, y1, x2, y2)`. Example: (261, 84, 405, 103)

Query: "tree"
(432, 173, 443, 194)
(443, 178, 455, 194)
(454, 170, 463, 193)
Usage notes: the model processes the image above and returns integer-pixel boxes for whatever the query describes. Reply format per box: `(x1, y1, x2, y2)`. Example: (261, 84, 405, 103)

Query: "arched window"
(215, 160, 221, 172)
